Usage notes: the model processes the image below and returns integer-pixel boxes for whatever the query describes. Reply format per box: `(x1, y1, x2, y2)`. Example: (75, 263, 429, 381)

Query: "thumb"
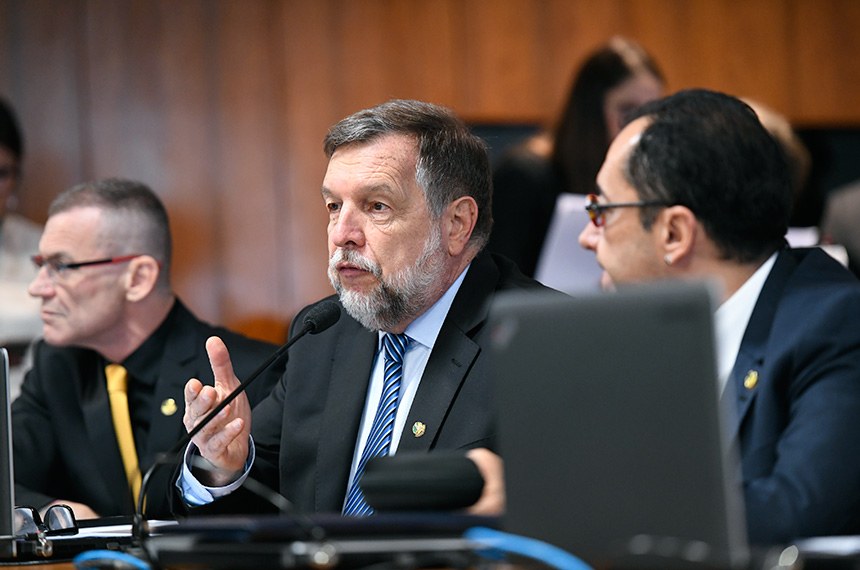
(205, 336, 240, 393)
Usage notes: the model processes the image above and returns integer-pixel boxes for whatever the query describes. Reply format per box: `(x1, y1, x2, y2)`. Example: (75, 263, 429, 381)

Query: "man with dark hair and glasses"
(579, 89, 860, 545)
(12, 178, 281, 520)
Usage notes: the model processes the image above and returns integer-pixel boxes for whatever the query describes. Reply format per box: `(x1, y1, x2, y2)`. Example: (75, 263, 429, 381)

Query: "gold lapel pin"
(412, 421, 426, 438)
(743, 370, 759, 390)
(161, 398, 178, 416)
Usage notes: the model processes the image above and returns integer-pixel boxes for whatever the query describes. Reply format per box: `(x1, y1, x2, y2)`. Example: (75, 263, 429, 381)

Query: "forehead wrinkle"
(330, 134, 417, 177)
(322, 181, 404, 203)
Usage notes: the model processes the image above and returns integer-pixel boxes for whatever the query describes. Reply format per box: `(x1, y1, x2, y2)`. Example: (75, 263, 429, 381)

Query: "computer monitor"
(488, 283, 750, 569)
(0, 348, 16, 558)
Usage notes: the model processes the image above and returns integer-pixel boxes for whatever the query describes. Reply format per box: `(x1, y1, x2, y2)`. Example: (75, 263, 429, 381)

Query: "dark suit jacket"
(244, 251, 552, 513)
(12, 300, 282, 519)
(728, 247, 860, 544)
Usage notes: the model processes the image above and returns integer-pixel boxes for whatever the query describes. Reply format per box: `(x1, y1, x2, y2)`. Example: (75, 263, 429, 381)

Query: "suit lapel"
(398, 325, 480, 451)
(398, 251, 498, 452)
(140, 304, 199, 467)
(315, 322, 377, 511)
(726, 347, 764, 440)
(727, 249, 796, 439)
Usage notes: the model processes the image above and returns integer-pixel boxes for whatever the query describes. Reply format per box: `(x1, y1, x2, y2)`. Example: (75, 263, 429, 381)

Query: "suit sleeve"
(743, 288, 860, 543)
(11, 343, 61, 509)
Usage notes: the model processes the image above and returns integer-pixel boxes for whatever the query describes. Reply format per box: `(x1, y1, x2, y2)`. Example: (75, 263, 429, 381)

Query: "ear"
(659, 205, 697, 266)
(124, 255, 160, 302)
(443, 196, 479, 256)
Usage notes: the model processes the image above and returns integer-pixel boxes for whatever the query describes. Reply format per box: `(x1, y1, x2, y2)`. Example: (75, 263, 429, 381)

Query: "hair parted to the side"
(324, 99, 493, 251)
(49, 178, 173, 285)
(625, 89, 791, 263)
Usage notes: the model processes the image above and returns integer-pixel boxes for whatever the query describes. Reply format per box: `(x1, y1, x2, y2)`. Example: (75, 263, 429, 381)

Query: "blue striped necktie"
(342, 333, 410, 517)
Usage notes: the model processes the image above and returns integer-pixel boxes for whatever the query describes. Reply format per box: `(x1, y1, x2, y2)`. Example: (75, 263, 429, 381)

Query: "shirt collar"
(118, 299, 178, 387)
(714, 252, 778, 389)
(378, 263, 471, 351)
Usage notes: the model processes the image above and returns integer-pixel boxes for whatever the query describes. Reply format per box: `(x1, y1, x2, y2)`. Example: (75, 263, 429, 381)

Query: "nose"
(579, 220, 599, 252)
(28, 266, 55, 299)
(328, 205, 365, 249)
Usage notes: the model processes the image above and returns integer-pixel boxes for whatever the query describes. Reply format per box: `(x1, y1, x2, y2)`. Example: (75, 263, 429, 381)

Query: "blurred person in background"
(0, 96, 44, 398)
(745, 98, 849, 266)
(488, 37, 664, 277)
(13, 178, 282, 520)
(820, 179, 860, 278)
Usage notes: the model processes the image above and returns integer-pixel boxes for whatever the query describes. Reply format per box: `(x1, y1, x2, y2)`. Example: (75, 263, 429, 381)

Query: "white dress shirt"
(343, 265, 470, 497)
(714, 253, 777, 393)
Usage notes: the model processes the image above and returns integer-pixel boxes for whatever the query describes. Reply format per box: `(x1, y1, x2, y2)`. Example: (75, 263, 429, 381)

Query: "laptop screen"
(0, 348, 15, 557)
(534, 193, 604, 294)
(488, 282, 750, 569)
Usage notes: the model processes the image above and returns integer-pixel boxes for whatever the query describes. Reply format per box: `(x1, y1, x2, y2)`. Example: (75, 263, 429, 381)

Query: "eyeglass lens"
(585, 194, 605, 227)
(44, 504, 77, 535)
(14, 504, 78, 537)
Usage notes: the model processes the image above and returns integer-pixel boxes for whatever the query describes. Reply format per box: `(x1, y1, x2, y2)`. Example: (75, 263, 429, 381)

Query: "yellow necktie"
(105, 364, 142, 502)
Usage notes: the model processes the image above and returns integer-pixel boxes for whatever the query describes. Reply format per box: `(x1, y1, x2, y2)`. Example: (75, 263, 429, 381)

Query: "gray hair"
(324, 99, 493, 251)
(49, 178, 172, 286)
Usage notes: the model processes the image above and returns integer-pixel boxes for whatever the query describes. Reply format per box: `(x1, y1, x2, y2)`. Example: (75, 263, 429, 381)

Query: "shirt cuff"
(177, 437, 255, 506)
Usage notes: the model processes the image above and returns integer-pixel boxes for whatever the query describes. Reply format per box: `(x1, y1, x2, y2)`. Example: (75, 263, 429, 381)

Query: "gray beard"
(328, 227, 445, 331)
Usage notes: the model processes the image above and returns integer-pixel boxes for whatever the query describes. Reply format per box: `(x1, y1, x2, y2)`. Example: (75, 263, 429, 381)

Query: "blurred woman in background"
(489, 37, 665, 277)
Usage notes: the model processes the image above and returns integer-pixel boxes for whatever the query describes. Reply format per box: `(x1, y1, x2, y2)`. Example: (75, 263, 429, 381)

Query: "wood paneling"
(1, 0, 858, 342)
(793, 0, 860, 124)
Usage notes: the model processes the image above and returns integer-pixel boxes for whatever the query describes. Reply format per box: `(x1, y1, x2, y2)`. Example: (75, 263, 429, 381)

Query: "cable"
(464, 526, 594, 570)
(73, 549, 151, 570)
(134, 453, 326, 546)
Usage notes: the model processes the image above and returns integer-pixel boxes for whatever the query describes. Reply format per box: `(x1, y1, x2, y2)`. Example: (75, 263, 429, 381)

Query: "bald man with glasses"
(12, 178, 281, 521)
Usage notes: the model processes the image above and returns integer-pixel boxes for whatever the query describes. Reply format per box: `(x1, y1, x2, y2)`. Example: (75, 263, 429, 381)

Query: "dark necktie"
(342, 333, 410, 516)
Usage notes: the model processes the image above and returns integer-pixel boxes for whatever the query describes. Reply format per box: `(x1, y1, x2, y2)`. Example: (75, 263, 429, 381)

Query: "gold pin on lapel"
(161, 398, 178, 416)
(412, 421, 426, 438)
(743, 370, 759, 390)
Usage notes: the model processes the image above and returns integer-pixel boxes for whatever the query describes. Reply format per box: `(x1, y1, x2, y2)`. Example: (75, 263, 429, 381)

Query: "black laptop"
(0, 348, 15, 559)
(487, 282, 751, 570)
(0, 346, 145, 563)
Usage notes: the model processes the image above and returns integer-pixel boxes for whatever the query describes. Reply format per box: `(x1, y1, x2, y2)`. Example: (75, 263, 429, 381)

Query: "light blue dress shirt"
(180, 264, 471, 506)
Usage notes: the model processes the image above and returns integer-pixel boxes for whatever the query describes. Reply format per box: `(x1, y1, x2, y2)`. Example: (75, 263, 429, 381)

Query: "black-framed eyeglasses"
(31, 254, 141, 280)
(14, 504, 78, 538)
(585, 193, 670, 228)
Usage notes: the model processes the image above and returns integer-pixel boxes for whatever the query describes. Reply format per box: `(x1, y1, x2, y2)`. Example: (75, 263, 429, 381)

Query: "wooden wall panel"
(0, 0, 87, 222)
(384, 0, 460, 107)
(1, 0, 859, 343)
(327, 0, 462, 113)
(538, 1, 632, 126)
(154, 0, 222, 322)
(277, 0, 340, 313)
(207, 0, 285, 338)
(83, 1, 165, 182)
(793, 0, 860, 124)
(455, 0, 546, 120)
(80, 0, 227, 325)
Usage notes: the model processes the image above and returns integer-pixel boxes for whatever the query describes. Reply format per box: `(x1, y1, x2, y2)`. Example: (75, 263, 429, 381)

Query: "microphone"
(135, 299, 341, 519)
(172, 299, 340, 455)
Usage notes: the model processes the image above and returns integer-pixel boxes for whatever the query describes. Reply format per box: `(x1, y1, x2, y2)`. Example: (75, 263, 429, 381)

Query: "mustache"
(329, 249, 383, 278)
